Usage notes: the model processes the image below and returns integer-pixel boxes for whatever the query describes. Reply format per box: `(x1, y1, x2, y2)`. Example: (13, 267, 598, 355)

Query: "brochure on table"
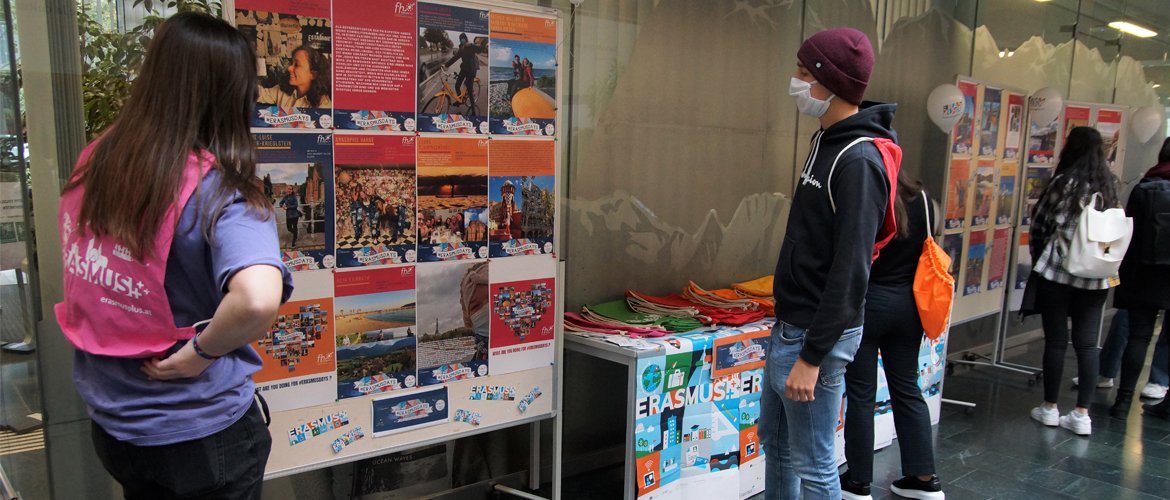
(231, 0, 563, 479)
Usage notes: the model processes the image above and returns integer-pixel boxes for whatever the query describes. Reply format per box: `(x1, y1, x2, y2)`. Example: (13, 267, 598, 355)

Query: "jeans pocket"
(818, 327, 863, 387)
(776, 323, 806, 345)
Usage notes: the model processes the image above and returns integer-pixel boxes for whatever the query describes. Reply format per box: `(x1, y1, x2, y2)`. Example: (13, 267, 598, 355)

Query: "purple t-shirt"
(73, 170, 294, 446)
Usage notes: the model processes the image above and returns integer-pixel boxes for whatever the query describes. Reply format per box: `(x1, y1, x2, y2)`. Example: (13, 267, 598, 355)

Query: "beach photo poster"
(416, 2, 490, 134)
(334, 266, 418, 399)
(255, 132, 335, 271)
(488, 139, 555, 258)
(334, 134, 418, 267)
(964, 230, 987, 296)
(979, 87, 1001, 158)
(951, 81, 978, 156)
(416, 137, 489, 262)
(488, 256, 556, 375)
(254, 298, 337, 411)
(416, 260, 489, 386)
(236, 0, 333, 129)
(945, 159, 971, 230)
(489, 13, 557, 136)
(332, 0, 417, 132)
(970, 160, 995, 228)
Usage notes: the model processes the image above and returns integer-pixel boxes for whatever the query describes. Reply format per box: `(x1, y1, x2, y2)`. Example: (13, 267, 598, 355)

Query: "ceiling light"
(1108, 21, 1157, 38)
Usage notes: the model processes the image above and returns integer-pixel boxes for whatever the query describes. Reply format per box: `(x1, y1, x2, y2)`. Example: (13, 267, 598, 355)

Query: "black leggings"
(1035, 277, 1108, 408)
(844, 283, 936, 482)
(1117, 307, 1169, 401)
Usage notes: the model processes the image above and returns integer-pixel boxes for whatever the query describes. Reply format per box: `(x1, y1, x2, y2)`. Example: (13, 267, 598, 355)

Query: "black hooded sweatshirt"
(773, 101, 897, 366)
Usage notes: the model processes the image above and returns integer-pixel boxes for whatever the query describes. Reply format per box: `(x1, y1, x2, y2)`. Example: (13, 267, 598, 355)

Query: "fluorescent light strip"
(1108, 21, 1158, 38)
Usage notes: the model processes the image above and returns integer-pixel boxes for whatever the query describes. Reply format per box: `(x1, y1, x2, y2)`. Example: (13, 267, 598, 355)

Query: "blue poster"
(254, 132, 335, 272)
(371, 386, 449, 436)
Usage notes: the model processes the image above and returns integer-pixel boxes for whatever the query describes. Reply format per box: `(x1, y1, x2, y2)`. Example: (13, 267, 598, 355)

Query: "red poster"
(333, 0, 417, 131)
(333, 134, 418, 267)
(1063, 105, 1091, 142)
(236, 0, 333, 128)
(1004, 93, 1026, 160)
(488, 256, 556, 375)
(988, 228, 1010, 290)
(952, 81, 978, 155)
(253, 297, 337, 411)
(945, 159, 970, 230)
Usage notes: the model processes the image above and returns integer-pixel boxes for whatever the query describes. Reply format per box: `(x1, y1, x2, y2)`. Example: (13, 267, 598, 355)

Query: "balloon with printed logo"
(1028, 87, 1063, 127)
(1131, 105, 1163, 143)
(926, 84, 965, 133)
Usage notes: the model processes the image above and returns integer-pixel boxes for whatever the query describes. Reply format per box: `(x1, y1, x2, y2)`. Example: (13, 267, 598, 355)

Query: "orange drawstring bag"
(913, 194, 954, 340)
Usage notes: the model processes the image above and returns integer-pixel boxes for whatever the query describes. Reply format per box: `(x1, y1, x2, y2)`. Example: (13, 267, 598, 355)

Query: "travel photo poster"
(1004, 93, 1025, 160)
(334, 266, 419, 399)
(964, 230, 987, 296)
(1063, 105, 1091, 141)
(488, 255, 556, 375)
(1096, 108, 1124, 177)
(988, 227, 1010, 291)
(417, 137, 489, 262)
(945, 159, 971, 230)
(254, 132, 335, 271)
(416, 260, 489, 386)
(996, 161, 1017, 225)
(334, 133, 418, 267)
(372, 385, 449, 437)
(489, 12, 557, 136)
(1027, 110, 1057, 165)
(332, 0, 417, 132)
(979, 87, 1001, 158)
(1022, 166, 1055, 227)
(488, 139, 555, 257)
(943, 232, 964, 289)
(236, 0, 333, 129)
(253, 297, 337, 412)
(951, 80, 978, 156)
(970, 160, 996, 228)
(417, 2, 490, 134)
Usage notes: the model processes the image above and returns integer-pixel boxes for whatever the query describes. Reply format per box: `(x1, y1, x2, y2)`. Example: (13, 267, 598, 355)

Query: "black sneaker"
(1145, 402, 1170, 421)
(840, 473, 872, 500)
(890, 476, 944, 499)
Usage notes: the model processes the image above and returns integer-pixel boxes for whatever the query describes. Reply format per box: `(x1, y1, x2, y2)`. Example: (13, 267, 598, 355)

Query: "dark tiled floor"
(560, 341, 1170, 500)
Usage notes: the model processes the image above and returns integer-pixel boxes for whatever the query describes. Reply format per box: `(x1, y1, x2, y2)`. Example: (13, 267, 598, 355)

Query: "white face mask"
(789, 77, 834, 118)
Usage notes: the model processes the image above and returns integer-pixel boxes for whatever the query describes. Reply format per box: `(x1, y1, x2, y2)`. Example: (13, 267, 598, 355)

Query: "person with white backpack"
(1028, 126, 1124, 436)
(1111, 137, 1170, 420)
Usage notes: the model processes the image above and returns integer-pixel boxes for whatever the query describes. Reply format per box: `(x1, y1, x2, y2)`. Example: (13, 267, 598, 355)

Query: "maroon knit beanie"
(797, 28, 874, 105)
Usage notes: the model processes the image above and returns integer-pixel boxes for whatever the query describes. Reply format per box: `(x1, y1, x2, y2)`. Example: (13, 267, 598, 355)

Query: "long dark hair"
(1051, 126, 1119, 209)
(66, 12, 268, 260)
(285, 46, 331, 107)
(892, 169, 924, 239)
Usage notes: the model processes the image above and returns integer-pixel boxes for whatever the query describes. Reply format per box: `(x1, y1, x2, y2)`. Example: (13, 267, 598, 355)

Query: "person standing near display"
(841, 172, 944, 500)
(280, 186, 301, 248)
(761, 27, 900, 500)
(57, 12, 292, 499)
(1111, 137, 1170, 420)
(1028, 126, 1121, 434)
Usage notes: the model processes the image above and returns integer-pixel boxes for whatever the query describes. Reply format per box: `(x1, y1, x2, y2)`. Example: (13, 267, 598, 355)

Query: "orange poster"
(253, 297, 337, 412)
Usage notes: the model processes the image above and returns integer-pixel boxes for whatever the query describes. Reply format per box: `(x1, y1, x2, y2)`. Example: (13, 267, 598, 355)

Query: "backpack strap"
(827, 137, 876, 214)
(921, 192, 932, 242)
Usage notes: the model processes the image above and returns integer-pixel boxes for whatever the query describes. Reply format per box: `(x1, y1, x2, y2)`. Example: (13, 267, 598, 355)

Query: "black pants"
(1118, 307, 1169, 401)
(92, 401, 271, 499)
(844, 283, 936, 483)
(286, 217, 299, 245)
(1035, 277, 1107, 408)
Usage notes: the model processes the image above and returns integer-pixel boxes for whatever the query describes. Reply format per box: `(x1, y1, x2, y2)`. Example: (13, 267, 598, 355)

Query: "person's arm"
(785, 152, 887, 401)
(141, 265, 283, 380)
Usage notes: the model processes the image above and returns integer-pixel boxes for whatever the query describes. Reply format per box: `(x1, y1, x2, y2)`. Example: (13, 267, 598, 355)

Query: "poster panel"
(417, 2, 490, 134)
(1063, 105, 1091, 141)
(996, 161, 1017, 225)
(416, 137, 489, 261)
(951, 81, 977, 156)
(416, 260, 489, 385)
(1022, 166, 1054, 227)
(1004, 93, 1025, 160)
(970, 159, 995, 227)
(987, 227, 1010, 291)
(255, 132, 335, 271)
(488, 255, 556, 375)
(964, 230, 987, 296)
(371, 386, 449, 436)
(945, 159, 970, 230)
(1096, 108, 1125, 177)
(333, 0, 417, 132)
(236, 0, 333, 129)
(335, 266, 419, 399)
(1028, 110, 1057, 165)
(488, 139, 556, 257)
(254, 297, 337, 411)
(489, 13, 557, 136)
(979, 87, 1001, 158)
(334, 134, 418, 267)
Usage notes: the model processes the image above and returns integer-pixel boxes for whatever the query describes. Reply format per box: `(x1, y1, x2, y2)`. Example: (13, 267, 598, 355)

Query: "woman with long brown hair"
(57, 12, 291, 498)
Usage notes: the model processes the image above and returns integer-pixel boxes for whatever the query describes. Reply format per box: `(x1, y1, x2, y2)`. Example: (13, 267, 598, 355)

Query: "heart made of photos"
(492, 282, 553, 339)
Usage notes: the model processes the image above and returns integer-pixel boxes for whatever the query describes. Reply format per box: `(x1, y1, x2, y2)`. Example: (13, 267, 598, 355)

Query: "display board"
(941, 78, 1026, 325)
(1006, 100, 1128, 310)
(230, 0, 563, 479)
(628, 323, 946, 500)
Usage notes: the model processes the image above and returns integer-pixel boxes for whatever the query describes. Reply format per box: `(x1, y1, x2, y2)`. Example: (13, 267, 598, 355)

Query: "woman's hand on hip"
(141, 341, 214, 380)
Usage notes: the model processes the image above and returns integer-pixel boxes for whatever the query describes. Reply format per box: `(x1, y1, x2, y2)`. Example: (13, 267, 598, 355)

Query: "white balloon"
(1130, 105, 1163, 144)
(1028, 87, 1063, 126)
(926, 84, 965, 133)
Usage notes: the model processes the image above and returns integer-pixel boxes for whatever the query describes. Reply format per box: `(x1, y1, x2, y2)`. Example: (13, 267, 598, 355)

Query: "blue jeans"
(1099, 309, 1169, 386)
(761, 322, 863, 500)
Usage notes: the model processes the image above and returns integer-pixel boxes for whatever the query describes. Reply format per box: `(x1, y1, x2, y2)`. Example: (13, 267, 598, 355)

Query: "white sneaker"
(1141, 383, 1168, 399)
(1059, 411, 1092, 436)
(1031, 406, 1059, 426)
(1072, 377, 1114, 388)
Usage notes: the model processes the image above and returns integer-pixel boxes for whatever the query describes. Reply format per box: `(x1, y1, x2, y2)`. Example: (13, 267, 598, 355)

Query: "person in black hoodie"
(760, 27, 900, 500)
(1112, 136, 1170, 420)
